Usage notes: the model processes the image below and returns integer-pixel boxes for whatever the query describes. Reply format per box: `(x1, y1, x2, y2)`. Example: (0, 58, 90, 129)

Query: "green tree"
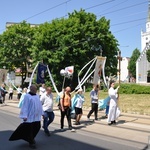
(31, 10, 119, 90)
(128, 48, 140, 79)
(0, 21, 35, 86)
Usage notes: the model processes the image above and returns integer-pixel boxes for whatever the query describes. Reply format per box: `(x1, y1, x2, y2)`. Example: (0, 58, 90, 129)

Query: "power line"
(0, 1, 71, 32)
(113, 23, 145, 33)
(85, 0, 115, 10)
(25, 0, 71, 21)
(99, 1, 148, 16)
(56, 0, 116, 20)
(111, 17, 146, 26)
(98, 0, 129, 15)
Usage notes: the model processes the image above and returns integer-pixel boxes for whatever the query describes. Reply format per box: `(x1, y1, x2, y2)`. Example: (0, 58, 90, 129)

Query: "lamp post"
(99, 45, 103, 56)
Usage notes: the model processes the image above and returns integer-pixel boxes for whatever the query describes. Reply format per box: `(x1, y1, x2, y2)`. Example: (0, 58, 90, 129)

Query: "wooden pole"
(118, 50, 121, 85)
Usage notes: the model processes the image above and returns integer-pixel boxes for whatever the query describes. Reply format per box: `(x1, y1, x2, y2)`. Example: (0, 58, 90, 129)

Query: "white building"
(117, 57, 130, 82)
(136, 2, 150, 83)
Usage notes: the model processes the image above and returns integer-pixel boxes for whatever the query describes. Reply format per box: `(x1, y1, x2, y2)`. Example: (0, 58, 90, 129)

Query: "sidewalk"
(3, 99, 150, 126)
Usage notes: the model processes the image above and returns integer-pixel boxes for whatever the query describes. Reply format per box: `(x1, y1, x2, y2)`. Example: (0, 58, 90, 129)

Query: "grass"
(68, 91, 150, 116)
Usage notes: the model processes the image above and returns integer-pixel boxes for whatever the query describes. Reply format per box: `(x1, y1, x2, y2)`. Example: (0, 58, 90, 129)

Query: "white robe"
(20, 93, 44, 123)
(107, 87, 118, 122)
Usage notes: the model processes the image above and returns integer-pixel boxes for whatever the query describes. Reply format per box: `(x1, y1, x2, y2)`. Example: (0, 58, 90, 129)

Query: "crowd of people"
(6, 81, 120, 149)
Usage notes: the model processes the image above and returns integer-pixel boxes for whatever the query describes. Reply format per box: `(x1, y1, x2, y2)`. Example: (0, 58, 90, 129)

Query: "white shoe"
(60, 129, 65, 132)
(87, 118, 90, 121)
(70, 129, 76, 132)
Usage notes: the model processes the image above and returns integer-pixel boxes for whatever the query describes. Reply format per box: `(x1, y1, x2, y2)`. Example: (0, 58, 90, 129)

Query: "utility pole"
(118, 50, 122, 85)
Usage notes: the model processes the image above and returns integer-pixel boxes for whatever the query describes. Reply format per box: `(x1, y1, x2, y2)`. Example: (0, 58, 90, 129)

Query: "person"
(0, 84, 8, 104)
(18, 88, 28, 108)
(73, 88, 85, 125)
(40, 87, 55, 136)
(60, 86, 74, 131)
(105, 101, 110, 118)
(8, 86, 13, 100)
(87, 84, 99, 120)
(107, 80, 120, 125)
(39, 84, 46, 97)
(9, 84, 44, 149)
(17, 85, 22, 100)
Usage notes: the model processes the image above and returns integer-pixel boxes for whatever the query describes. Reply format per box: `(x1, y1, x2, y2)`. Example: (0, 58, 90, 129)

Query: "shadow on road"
(0, 130, 108, 150)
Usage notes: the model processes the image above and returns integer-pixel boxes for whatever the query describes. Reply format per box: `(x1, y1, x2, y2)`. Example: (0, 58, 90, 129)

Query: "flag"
(65, 66, 74, 76)
(36, 63, 47, 84)
(93, 56, 106, 85)
(0, 69, 7, 84)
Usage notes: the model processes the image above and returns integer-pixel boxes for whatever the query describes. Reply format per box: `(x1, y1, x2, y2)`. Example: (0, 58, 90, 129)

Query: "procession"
(0, 55, 123, 149)
(0, 1, 150, 149)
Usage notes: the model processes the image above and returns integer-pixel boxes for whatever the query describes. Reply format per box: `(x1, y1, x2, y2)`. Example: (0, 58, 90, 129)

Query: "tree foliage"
(31, 10, 119, 90)
(128, 48, 140, 78)
(0, 21, 35, 85)
(0, 10, 119, 89)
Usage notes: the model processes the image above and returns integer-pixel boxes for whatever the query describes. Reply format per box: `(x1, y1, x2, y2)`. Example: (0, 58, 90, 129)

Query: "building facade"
(117, 57, 130, 82)
(136, 2, 150, 83)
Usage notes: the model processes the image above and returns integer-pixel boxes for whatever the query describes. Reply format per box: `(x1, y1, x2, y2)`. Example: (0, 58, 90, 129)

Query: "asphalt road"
(0, 105, 147, 150)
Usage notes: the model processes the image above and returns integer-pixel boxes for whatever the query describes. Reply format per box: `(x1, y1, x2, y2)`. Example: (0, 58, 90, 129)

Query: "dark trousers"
(87, 103, 98, 119)
(9, 93, 13, 100)
(43, 111, 55, 133)
(2, 96, 5, 103)
(105, 105, 109, 115)
(60, 107, 72, 129)
(17, 93, 22, 100)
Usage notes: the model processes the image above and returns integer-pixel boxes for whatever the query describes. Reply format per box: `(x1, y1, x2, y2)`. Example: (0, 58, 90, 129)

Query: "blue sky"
(0, 0, 148, 57)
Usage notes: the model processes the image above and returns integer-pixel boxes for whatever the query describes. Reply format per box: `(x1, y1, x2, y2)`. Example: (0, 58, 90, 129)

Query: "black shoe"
(74, 122, 79, 125)
(29, 143, 36, 149)
(108, 121, 113, 125)
(45, 131, 50, 136)
(69, 126, 72, 130)
(113, 120, 116, 125)
(95, 118, 98, 120)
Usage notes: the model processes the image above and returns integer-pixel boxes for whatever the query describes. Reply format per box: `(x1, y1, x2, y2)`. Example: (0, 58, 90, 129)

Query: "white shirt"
(9, 87, 13, 93)
(40, 93, 53, 112)
(108, 87, 118, 106)
(20, 93, 44, 123)
(17, 87, 22, 94)
(39, 87, 46, 96)
(75, 94, 84, 108)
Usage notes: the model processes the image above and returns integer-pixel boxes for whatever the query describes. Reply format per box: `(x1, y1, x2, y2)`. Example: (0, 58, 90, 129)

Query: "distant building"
(117, 57, 130, 82)
(6, 22, 40, 28)
(136, 2, 150, 83)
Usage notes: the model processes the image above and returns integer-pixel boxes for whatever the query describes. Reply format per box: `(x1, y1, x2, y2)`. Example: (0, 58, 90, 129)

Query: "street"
(0, 104, 149, 150)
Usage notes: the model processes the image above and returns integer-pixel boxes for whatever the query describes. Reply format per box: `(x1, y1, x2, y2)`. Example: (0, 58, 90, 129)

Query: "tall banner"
(36, 63, 47, 84)
(0, 69, 7, 85)
(93, 56, 106, 85)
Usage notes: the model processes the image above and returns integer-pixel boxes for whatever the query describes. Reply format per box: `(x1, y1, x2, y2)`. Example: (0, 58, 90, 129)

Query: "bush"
(115, 83, 150, 94)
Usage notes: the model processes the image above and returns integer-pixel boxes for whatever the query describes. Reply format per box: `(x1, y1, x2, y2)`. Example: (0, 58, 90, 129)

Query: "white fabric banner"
(0, 69, 7, 84)
(93, 56, 106, 85)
